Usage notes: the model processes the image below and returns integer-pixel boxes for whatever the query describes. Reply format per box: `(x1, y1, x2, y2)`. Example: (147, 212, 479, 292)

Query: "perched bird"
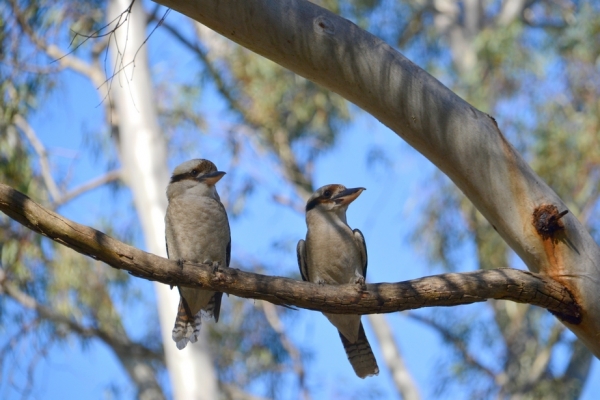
(165, 159, 231, 350)
(297, 184, 379, 378)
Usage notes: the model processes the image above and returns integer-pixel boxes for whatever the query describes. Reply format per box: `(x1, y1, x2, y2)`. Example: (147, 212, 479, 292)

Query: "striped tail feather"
(339, 322, 379, 378)
(172, 298, 202, 350)
(201, 292, 223, 322)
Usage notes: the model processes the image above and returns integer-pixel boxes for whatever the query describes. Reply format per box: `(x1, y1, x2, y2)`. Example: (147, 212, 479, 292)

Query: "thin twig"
(54, 170, 121, 207)
(0, 267, 162, 363)
(8, 0, 105, 87)
(367, 314, 421, 400)
(12, 115, 61, 202)
(261, 302, 311, 400)
(159, 17, 314, 198)
(406, 312, 498, 380)
(522, 322, 565, 388)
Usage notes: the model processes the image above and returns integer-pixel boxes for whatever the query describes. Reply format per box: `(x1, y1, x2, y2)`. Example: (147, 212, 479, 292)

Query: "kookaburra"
(297, 184, 379, 378)
(165, 159, 231, 350)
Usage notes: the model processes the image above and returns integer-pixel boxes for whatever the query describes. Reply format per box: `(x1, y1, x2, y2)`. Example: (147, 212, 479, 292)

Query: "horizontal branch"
(0, 267, 162, 363)
(150, 0, 600, 358)
(55, 169, 121, 207)
(0, 183, 580, 321)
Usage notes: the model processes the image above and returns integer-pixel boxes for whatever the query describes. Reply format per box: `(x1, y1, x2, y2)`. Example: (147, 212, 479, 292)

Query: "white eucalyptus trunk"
(367, 314, 421, 400)
(151, 0, 600, 358)
(107, 0, 218, 398)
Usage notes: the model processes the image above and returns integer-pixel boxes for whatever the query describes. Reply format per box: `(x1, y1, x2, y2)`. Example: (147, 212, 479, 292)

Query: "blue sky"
(1, 3, 599, 399)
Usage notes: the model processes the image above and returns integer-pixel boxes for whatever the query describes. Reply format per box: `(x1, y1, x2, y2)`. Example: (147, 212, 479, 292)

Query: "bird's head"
(167, 159, 226, 200)
(305, 184, 365, 215)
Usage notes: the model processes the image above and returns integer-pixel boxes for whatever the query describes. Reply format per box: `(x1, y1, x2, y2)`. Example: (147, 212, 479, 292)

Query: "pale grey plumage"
(297, 184, 379, 378)
(165, 159, 231, 350)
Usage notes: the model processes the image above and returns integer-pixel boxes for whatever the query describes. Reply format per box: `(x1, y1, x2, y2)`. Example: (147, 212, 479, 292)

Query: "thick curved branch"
(0, 183, 580, 321)
(150, 0, 600, 358)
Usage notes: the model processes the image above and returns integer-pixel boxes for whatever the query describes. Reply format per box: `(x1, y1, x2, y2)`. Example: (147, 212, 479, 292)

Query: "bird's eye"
(191, 169, 199, 175)
(324, 190, 332, 197)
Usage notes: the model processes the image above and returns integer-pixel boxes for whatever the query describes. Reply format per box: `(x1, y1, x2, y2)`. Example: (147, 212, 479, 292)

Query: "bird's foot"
(211, 261, 221, 274)
(354, 276, 367, 291)
(316, 279, 326, 285)
(172, 259, 186, 290)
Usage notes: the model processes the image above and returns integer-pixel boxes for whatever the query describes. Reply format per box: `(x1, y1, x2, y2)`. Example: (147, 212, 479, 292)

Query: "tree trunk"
(150, 0, 600, 358)
(367, 314, 420, 400)
(107, 0, 219, 398)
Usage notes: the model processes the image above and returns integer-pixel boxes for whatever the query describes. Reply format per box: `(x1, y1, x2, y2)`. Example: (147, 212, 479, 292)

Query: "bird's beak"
(331, 187, 366, 205)
(199, 171, 226, 185)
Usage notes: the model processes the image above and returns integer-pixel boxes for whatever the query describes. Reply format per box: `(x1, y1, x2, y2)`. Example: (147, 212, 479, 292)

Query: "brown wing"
(166, 237, 174, 289)
(296, 239, 309, 282)
(353, 229, 368, 278)
(226, 239, 231, 268)
(212, 234, 230, 323)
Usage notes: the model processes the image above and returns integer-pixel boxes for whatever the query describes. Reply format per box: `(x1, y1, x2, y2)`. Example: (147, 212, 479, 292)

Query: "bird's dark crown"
(170, 159, 218, 183)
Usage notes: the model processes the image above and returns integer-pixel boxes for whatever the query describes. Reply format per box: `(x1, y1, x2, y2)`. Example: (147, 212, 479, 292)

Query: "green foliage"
(228, 47, 349, 151)
(2, 0, 353, 396)
(210, 299, 291, 396)
(405, 0, 599, 398)
(3, 0, 599, 398)
(0, 1, 155, 397)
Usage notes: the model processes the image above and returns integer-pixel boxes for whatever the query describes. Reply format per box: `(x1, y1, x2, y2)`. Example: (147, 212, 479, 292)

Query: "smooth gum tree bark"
(150, 0, 600, 357)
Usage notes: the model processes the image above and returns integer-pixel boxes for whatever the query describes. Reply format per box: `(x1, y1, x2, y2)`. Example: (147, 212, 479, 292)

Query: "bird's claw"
(177, 259, 185, 269)
(355, 276, 367, 291)
(212, 261, 220, 273)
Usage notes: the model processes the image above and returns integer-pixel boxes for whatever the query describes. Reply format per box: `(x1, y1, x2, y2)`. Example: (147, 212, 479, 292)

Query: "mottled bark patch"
(533, 204, 568, 240)
(313, 16, 335, 35)
(548, 283, 582, 325)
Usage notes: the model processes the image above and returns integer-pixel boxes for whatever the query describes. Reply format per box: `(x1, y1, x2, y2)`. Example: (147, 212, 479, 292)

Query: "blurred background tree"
(0, 0, 599, 399)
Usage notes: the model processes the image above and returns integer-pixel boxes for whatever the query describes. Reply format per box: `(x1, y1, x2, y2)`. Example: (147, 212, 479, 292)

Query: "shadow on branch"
(0, 183, 580, 323)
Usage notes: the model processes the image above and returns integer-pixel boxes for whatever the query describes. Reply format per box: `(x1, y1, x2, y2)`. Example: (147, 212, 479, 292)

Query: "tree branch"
(54, 169, 122, 206)
(12, 115, 121, 208)
(407, 312, 498, 380)
(13, 115, 61, 202)
(158, 17, 315, 198)
(0, 267, 165, 398)
(8, 0, 106, 89)
(0, 183, 580, 321)
(261, 302, 310, 400)
(367, 314, 421, 400)
(518, 321, 564, 392)
(150, 0, 600, 358)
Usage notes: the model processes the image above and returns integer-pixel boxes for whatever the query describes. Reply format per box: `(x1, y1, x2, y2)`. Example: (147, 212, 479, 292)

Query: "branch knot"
(533, 204, 568, 239)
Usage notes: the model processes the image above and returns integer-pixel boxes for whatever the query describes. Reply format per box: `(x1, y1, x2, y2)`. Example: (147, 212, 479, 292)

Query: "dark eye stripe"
(170, 171, 196, 183)
(306, 198, 320, 212)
